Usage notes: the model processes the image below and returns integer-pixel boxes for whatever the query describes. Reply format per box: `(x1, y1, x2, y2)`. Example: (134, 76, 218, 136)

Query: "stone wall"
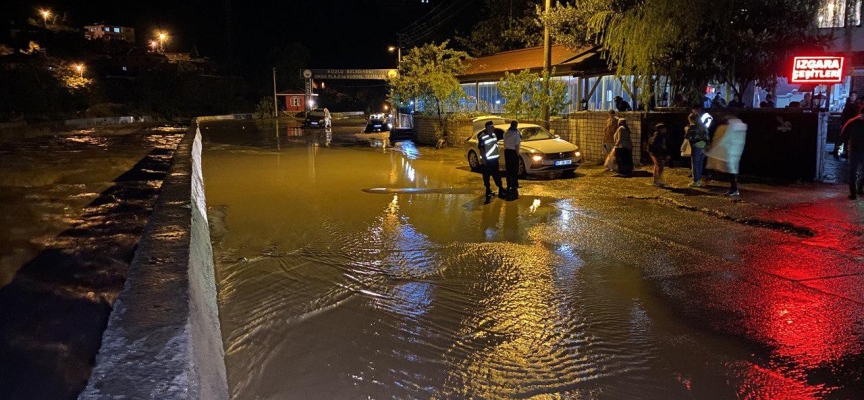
(563, 112, 643, 166)
(80, 125, 228, 400)
(414, 116, 473, 147)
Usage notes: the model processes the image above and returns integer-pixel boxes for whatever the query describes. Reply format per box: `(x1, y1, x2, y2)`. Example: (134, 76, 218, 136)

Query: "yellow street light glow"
(74, 63, 84, 77)
(388, 46, 396, 52)
(39, 9, 51, 27)
(155, 31, 169, 52)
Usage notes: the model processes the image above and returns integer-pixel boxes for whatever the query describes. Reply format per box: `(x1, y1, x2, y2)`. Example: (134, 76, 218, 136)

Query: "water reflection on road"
(202, 121, 863, 399)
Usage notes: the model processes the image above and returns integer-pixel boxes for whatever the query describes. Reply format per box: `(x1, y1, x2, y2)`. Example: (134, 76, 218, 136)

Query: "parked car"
(304, 108, 331, 128)
(363, 113, 391, 133)
(464, 116, 582, 177)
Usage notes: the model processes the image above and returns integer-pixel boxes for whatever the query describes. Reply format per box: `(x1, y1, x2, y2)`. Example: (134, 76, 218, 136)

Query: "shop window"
(818, 0, 862, 27)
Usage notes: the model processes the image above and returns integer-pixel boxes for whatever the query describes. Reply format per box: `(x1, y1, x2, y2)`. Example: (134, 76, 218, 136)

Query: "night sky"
(4, 0, 481, 73)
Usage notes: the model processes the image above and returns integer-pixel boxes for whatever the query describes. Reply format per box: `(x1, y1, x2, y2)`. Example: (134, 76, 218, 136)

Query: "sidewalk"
(576, 163, 864, 303)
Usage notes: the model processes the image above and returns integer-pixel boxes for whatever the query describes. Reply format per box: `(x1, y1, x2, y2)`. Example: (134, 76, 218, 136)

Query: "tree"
(544, 0, 827, 104)
(389, 41, 470, 143)
(498, 68, 569, 120)
(455, 0, 544, 56)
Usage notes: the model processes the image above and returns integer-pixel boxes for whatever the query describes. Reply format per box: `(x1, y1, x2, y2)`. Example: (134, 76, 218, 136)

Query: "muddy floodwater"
(0, 127, 184, 399)
(203, 121, 863, 399)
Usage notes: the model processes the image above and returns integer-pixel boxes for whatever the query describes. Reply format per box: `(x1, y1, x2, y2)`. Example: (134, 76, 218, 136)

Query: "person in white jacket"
(706, 117, 747, 196)
(503, 121, 521, 200)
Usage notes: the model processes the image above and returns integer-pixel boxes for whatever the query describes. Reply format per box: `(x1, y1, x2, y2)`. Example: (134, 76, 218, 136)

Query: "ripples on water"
(203, 125, 847, 399)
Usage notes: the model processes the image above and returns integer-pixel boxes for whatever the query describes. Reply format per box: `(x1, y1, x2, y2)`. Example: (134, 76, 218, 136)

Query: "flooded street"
(0, 127, 184, 399)
(203, 121, 864, 399)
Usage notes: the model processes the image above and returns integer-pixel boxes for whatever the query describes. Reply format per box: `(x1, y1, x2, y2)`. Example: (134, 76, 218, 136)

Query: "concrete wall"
(65, 116, 153, 129)
(197, 113, 253, 122)
(79, 125, 228, 400)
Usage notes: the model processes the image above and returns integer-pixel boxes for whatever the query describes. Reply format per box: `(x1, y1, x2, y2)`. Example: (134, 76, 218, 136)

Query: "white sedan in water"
(464, 117, 582, 177)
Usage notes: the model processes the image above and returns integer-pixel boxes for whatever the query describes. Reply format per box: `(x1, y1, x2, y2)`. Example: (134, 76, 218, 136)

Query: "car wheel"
(518, 157, 527, 178)
(468, 151, 480, 172)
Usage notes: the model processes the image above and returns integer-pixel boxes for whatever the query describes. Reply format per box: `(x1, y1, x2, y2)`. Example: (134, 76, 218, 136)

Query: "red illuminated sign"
(791, 56, 845, 83)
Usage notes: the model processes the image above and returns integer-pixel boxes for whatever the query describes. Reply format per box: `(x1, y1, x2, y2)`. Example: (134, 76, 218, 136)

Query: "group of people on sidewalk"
(603, 109, 747, 196)
(603, 110, 634, 176)
(476, 105, 864, 201)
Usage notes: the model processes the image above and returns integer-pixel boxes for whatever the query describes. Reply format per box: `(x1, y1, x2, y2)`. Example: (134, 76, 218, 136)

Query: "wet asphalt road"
(0, 127, 184, 399)
(202, 120, 864, 399)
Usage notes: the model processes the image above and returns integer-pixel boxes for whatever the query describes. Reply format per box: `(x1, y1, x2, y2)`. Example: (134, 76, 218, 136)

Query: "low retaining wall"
(80, 124, 228, 399)
(197, 113, 253, 122)
(65, 116, 154, 129)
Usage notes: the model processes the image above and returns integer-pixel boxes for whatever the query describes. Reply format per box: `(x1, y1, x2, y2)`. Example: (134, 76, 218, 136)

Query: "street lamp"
(74, 63, 84, 78)
(387, 45, 401, 65)
(39, 9, 51, 28)
(148, 40, 157, 53)
(156, 31, 169, 53)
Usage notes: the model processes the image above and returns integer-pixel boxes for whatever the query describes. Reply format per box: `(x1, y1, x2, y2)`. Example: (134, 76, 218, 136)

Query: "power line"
(399, 0, 469, 44)
(401, 0, 478, 46)
(399, 0, 455, 33)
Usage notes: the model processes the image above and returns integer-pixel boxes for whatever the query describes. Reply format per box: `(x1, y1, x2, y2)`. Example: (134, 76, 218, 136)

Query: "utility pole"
(541, 0, 552, 129)
(272, 68, 278, 118)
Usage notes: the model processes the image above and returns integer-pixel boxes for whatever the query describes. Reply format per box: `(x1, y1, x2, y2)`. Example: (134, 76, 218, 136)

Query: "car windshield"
(519, 127, 554, 141)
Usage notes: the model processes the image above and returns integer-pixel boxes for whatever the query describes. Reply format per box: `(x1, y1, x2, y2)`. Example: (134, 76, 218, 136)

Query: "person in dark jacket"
(614, 96, 632, 111)
(648, 123, 670, 187)
(836, 92, 861, 157)
(685, 113, 710, 187)
(614, 119, 634, 176)
(839, 105, 864, 200)
(727, 93, 745, 108)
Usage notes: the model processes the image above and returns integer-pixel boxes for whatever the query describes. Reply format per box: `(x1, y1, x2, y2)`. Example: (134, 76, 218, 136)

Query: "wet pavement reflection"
(202, 121, 864, 399)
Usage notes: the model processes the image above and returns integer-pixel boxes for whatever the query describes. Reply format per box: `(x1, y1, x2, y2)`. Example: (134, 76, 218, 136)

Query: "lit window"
(122, 66, 127, 71)
(818, 0, 863, 27)
(114, 27, 120, 33)
(104, 27, 110, 32)
(291, 97, 300, 107)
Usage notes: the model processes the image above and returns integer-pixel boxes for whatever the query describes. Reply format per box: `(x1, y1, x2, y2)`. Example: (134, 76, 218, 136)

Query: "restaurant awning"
(456, 45, 609, 82)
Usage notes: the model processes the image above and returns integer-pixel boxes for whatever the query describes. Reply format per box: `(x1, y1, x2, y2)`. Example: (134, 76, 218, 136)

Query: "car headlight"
(531, 155, 543, 162)
(575, 151, 581, 157)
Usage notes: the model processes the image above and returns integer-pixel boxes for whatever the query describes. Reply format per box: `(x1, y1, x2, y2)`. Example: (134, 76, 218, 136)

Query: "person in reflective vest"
(478, 121, 507, 199)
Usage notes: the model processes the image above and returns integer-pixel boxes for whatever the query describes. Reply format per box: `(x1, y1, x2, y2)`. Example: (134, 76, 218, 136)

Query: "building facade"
(279, 90, 307, 113)
(84, 24, 135, 43)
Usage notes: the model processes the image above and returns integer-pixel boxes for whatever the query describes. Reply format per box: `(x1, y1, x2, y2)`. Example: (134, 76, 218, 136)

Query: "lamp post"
(388, 45, 401, 65)
(387, 45, 402, 121)
(541, 0, 552, 129)
(40, 9, 51, 28)
(74, 64, 84, 78)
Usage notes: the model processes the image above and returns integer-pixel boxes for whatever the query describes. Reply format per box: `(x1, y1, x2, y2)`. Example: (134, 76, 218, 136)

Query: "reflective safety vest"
(478, 132, 499, 161)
